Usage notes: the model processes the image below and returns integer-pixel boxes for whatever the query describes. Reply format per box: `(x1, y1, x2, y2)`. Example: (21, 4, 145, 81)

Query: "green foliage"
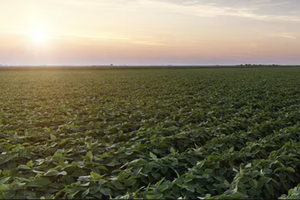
(2, 68, 300, 199)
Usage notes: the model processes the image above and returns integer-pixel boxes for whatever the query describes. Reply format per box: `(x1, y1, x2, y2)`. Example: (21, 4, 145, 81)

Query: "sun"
(28, 26, 51, 45)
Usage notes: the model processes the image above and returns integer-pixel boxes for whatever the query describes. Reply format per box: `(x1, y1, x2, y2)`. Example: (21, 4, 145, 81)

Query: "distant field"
(0, 65, 299, 71)
(2, 68, 300, 199)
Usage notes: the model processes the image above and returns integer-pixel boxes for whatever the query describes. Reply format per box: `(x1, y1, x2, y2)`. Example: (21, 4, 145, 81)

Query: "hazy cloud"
(48, 0, 300, 23)
(144, 0, 300, 22)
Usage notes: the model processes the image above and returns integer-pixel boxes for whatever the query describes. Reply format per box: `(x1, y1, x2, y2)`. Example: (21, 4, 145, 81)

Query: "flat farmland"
(1, 67, 300, 199)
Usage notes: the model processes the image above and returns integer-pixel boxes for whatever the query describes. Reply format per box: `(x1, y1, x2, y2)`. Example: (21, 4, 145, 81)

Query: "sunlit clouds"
(0, 0, 300, 65)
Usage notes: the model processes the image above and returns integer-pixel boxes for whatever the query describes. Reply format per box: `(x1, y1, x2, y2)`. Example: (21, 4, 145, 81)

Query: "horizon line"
(0, 64, 299, 67)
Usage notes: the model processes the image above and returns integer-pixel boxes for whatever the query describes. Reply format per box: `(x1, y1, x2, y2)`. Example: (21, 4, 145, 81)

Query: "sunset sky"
(1, 0, 300, 65)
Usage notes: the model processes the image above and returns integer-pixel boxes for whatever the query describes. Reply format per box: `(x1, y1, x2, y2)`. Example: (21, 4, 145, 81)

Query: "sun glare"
(28, 26, 51, 45)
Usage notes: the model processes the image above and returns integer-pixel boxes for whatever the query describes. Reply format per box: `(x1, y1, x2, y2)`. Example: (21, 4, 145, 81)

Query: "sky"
(0, 0, 300, 65)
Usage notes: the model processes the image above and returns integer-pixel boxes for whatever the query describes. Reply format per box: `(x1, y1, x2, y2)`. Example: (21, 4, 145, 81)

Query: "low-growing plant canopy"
(1, 68, 300, 199)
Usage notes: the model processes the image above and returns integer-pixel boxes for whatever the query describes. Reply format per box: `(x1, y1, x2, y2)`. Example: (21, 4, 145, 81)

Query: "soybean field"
(1, 67, 300, 199)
